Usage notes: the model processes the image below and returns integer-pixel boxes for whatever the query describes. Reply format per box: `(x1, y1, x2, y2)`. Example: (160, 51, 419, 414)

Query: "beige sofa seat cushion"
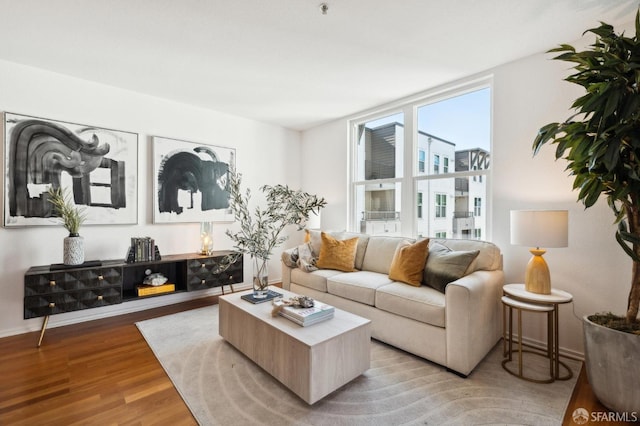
(375, 282, 446, 328)
(361, 236, 412, 274)
(290, 268, 343, 293)
(327, 271, 393, 306)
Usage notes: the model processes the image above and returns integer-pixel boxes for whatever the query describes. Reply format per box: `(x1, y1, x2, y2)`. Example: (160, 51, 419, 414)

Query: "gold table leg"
(37, 315, 50, 347)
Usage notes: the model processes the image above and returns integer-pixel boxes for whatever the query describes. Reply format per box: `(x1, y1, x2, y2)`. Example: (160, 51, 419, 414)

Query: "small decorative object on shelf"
(142, 271, 168, 286)
(126, 237, 161, 263)
(47, 186, 87, 266)
(200, 222, 214, 255)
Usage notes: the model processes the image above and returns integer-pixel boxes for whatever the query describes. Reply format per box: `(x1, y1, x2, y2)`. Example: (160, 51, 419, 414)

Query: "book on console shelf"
(136, 283, 175, 297)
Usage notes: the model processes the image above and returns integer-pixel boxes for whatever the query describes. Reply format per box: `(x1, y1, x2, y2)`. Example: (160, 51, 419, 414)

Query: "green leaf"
(603, 139, 621, 170)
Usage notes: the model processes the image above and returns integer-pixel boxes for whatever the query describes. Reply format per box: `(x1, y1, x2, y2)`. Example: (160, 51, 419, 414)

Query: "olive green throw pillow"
(423, 243, 480, 293)
(316, 232, 359, 272)
(388, 238, 430, 287)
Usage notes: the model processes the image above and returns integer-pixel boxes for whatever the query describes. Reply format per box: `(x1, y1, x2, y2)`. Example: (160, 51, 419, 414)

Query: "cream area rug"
(136, 305, 580, 426)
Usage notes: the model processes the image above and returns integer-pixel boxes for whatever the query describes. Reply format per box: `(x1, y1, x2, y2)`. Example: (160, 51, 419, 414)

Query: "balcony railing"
(362, 211, 400, 221)
(453, 211, 474, 218)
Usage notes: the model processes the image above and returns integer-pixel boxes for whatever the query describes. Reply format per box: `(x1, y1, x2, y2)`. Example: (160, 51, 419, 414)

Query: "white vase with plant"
(221, 170, 326, 298)
(47, 186, 87, 265)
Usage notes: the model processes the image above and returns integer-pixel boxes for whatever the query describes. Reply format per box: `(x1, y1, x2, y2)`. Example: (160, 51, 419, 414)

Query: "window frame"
(348, 76, 492, 239)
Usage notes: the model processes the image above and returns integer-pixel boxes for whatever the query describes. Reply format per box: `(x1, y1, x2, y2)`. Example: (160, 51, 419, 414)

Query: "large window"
(351, 81, 491, 238)
(352, 112, 404, 235)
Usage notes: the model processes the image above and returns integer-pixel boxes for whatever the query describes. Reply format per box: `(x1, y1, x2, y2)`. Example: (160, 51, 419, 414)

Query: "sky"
(365, 87, 491, 151)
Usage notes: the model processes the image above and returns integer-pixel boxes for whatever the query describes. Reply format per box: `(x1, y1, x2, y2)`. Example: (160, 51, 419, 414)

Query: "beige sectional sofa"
(281, 231, 504, 377)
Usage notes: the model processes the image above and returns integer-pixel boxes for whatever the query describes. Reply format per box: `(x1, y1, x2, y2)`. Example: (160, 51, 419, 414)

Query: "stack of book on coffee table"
(279, 301, 335, 326)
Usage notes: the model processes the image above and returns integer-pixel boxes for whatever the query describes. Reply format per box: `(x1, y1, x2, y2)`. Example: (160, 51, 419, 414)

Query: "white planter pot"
(63, 235, 85, 265)
(583, 315, 640, 414)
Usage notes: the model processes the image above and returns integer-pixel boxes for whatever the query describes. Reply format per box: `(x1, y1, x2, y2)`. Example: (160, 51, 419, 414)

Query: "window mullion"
(402, 105, 416, 238)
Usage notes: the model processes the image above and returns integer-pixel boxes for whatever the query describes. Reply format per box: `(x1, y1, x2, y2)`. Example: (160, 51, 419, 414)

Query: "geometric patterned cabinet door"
(186, 254, 243, 291)
(24, 264, 123, 319)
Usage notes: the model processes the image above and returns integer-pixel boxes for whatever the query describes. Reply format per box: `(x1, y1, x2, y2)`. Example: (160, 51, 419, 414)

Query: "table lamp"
(510, 210, 568, 294)
(200, 222, 214, 255)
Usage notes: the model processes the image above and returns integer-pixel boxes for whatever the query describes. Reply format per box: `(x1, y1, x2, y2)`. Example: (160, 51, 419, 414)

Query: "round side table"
(502, 283, 573, 383)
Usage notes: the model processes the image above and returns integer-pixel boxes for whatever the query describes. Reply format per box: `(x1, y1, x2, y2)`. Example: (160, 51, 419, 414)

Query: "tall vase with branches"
(222, 171, 326, 298)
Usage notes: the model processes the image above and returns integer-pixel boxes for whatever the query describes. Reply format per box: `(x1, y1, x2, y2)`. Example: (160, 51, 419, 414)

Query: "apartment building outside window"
(435, 193, 447, 218)
(418, 150, 425, 173)
(474, 197, 482, 217)
(350, 80, 491, 239)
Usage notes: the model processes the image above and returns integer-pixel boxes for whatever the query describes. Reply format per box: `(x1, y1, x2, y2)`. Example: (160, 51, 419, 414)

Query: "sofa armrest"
(281, 248, 297, 290)
(444, 269, 504, 376)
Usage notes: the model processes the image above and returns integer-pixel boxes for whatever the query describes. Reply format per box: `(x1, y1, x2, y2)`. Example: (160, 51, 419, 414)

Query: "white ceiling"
(0, 1, 637, 130)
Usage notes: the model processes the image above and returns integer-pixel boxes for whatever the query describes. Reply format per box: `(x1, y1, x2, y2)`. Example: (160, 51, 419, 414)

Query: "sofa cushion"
(291, 268, 343, 293)
(388, 238, 430, 287)
(375, 282, 446, 328)
(327, 271, 393, 306)
(316, 232, 359, 272)
(429, 239, 501, 272)
(424, 242, 480, 293)
(308, 230, 370, 270)
(362, 236, 412, 274)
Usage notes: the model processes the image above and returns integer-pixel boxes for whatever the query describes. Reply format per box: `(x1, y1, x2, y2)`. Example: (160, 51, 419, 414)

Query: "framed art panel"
(152, 136, 235, 223)
(3, 112, 138, 227)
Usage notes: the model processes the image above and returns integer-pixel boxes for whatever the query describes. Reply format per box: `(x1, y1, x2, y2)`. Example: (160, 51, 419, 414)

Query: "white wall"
(0, 59, 302, 338)
(301, 30, 634, 358)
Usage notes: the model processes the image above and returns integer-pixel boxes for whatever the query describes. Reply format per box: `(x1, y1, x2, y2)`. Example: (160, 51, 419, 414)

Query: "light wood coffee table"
(218, 288, 371, 404)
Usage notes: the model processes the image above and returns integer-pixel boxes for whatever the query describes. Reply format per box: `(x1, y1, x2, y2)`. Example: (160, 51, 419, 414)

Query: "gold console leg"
(37, 315, 50, 347)
(221, 284, 236, 295)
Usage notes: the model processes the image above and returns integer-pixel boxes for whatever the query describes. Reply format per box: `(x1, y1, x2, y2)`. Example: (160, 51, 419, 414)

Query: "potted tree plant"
(533, 13, 640, 413)
(47, 186, 87, 265)
(221, 170, 326, 298)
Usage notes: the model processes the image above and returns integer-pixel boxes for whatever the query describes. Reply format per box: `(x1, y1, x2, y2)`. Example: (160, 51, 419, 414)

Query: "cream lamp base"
(524, 248, 551, 295)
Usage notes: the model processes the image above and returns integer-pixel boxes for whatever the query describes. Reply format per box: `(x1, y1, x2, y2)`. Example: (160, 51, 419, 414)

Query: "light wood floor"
(0, 295, 633, 425)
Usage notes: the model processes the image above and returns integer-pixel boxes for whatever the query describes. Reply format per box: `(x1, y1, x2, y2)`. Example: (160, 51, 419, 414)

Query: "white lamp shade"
(510, 210, 568, 248)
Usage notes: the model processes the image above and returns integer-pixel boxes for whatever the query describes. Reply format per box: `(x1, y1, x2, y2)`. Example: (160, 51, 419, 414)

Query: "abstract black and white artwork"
(152, 137, 235, 223)
(3, 112, 138, 227)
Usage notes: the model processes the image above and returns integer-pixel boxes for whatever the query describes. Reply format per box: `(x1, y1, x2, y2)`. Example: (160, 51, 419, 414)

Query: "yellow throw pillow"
(389, 238, 430, 287)
(316, 232, 359, 272)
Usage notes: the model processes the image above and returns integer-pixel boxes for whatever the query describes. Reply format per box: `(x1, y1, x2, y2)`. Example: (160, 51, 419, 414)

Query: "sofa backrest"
(359, 237, 502, 275)
(361, 236, 413, 274)
(306, 231, 502, 274)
